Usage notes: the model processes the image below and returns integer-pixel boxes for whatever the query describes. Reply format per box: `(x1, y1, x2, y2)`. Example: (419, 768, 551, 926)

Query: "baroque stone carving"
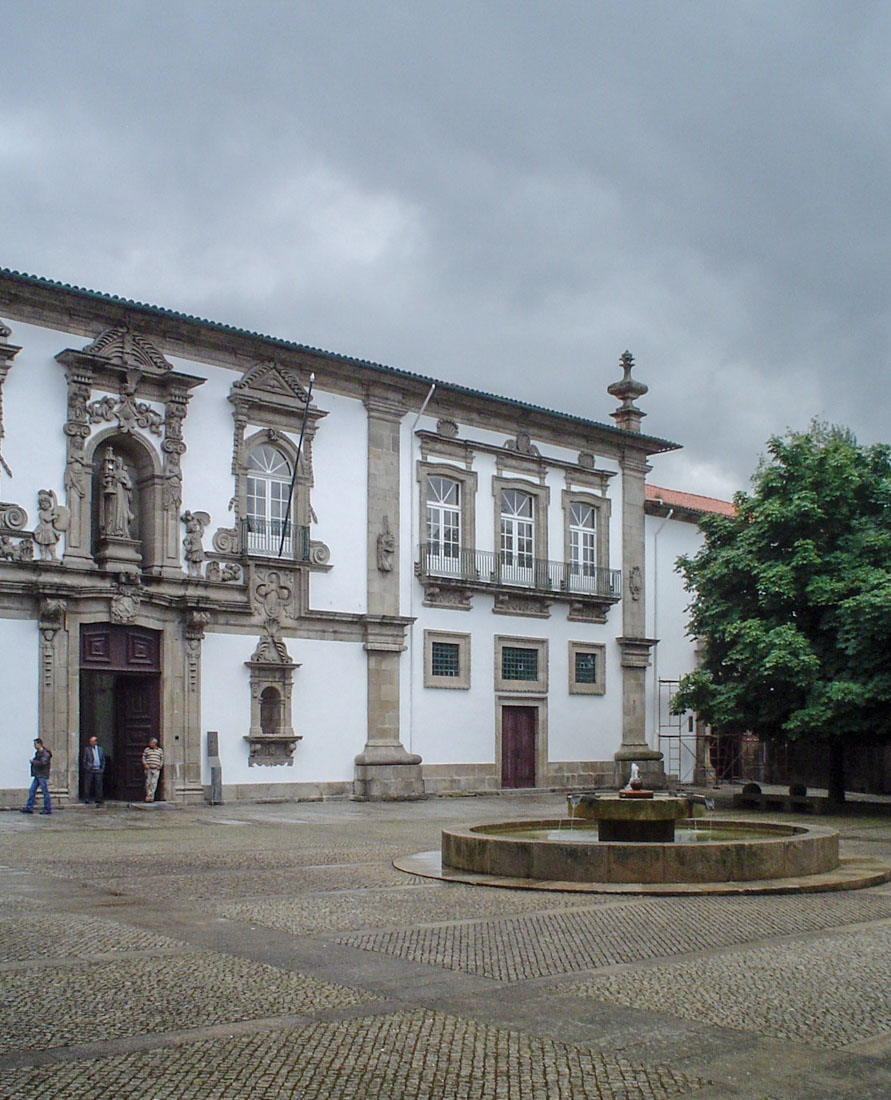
(33, 490, 70, 562)
(0, 534, 33, 562)
(99, 447, 134, 538)
(87, 371, 164, 436)
(422, 585, 473, 611)
(205, 560, 242, 583)
(212, 526, 240, 554)
(628, 565, 642, 601)
(110, 576, 143, 624)
(493, 591, 550, 618)
(252, 569, 294, 624)
(181, 510, 210, 578)
(244, 628, 301, 767)
(38, 598, 67, 640)
(376, 516, 395, 572)
(308, 540, 330, 566)
(504, 430, 540, 457)
(0, 502, 28, 530)
(436, 417, 459, 438)
(82, 328, 173, 372)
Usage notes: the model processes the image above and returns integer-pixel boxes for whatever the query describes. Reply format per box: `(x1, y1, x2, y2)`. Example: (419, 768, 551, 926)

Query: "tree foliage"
(672, 423, 891, 797)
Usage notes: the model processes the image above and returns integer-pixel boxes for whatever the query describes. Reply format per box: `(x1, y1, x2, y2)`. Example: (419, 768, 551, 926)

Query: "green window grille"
(502, 646, 538, 681)
(431, 641, 461, 678)
(575, 651, 598, 684)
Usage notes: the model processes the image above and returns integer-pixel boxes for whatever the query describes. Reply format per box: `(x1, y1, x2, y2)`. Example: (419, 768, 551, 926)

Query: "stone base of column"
(613, 746, 667, 790)
(353, 762, 426, 801)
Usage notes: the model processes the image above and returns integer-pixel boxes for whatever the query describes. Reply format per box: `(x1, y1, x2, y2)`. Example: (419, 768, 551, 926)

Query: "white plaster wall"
(645, 513, 704, 776)
(201, 630, 366, 785)
(409, 595, 623, 767)
(1, 321, 70, 506)
(309, 391, 367, 613)
(174, 358, 240, 527)
(0, 617, 39, 789)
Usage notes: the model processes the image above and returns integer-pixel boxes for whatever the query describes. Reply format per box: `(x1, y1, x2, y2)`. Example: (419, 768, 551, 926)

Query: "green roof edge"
(0, 268, 681, 453)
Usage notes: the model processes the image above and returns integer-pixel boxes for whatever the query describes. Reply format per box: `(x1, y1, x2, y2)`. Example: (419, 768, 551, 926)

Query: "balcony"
(239, 519, 311, 560)
(417, 544, 622, 620)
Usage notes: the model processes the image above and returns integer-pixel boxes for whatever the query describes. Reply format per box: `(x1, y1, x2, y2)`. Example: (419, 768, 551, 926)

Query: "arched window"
(568, 501, 596, 578)
(500, 489, 534, 580)
(246, 445, 293, 556)
(426, 476, 461, 572)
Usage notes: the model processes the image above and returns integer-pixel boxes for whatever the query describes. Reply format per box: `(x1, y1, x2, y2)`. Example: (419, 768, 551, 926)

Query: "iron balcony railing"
(418, 544, 622, 599)
(239, 519, 311, 560)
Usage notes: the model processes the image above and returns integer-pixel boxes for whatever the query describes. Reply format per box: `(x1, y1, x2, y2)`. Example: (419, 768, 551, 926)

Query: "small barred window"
(502, 646, 538, 681)
(431, 641, 461, 678)
(574, 651, 598, 684)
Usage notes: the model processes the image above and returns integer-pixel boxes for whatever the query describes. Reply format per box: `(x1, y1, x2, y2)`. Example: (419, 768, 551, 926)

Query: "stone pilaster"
(37, 598, 71, 802)
(176, 609, 210, 800)
(613, 449, 664, 788)
(353, 393, 424, 800)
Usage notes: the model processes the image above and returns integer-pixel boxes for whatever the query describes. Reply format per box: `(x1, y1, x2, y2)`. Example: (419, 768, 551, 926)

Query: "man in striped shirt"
(142, 738, 164, 803)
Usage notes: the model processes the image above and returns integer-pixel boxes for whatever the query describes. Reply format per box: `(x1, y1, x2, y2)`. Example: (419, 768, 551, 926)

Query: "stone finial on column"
(608, 351, 648, 433)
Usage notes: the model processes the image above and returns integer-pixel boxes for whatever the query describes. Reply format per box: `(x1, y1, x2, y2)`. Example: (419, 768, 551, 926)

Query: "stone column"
(175, 609, 209, 802)
(353, 393, 424, 800)
(608, 353, 664, 788)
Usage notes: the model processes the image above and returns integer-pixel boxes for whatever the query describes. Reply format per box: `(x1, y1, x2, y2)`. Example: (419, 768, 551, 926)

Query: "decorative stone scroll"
(244, 629, 301, 767)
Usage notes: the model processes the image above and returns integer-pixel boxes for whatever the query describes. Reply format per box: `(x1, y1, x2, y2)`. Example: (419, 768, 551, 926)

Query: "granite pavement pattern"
(0, 1010, 707, 1100)
(337, 891, 891, 982)
(2, 794, 891, 1099)
(566, 923, 891, 1050)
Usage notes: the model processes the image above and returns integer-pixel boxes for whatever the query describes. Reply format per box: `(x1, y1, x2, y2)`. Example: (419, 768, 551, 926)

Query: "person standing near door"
(82, 735, 105, 805)
(21, 738, 52, 815)
(142, 737, 164, 803)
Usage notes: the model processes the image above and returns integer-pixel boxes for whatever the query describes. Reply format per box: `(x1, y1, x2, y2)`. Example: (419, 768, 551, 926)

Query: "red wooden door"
(501, 706, 536, 788)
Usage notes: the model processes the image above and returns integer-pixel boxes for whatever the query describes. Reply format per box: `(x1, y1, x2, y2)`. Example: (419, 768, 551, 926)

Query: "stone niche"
(243, 632, 301, 766)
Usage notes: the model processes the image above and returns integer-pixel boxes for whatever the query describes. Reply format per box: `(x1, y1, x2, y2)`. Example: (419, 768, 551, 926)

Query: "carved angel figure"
(33, 489, 70, 562)
(181, 510, 210, 578)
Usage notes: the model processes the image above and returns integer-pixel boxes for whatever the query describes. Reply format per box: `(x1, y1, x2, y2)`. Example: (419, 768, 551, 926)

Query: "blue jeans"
(25, 776, 51, 813)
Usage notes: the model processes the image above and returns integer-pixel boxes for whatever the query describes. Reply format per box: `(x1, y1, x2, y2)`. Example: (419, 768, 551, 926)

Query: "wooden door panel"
(502, 706, 536, 789)
(114, 676, 160, 801)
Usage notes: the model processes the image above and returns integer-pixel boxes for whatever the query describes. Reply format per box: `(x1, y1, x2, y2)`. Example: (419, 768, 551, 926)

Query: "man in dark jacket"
(21, 738, 52, 815)
(81, 735, 106, 805)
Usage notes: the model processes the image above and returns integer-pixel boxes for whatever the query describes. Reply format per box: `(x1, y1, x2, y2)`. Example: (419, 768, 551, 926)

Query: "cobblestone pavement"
(2, 794, 891, 1099)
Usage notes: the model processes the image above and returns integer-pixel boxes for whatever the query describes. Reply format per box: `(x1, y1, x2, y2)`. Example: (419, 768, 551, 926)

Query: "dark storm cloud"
(4, 1, 891, 497)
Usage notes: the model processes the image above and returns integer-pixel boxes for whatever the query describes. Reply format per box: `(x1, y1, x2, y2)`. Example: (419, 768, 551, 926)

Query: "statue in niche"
(33, 490, 70, 562)
(181, 510, 210, 578)
(101, 447, 134, 539)
(376, 515, 395, 572)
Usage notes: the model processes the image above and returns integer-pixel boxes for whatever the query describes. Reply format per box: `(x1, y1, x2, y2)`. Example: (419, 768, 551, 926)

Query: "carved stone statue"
(101, 448, 134, 539)
(376, 515, 395, 572)
(180, 510, 210, 578)
(32, 490, 70, 562)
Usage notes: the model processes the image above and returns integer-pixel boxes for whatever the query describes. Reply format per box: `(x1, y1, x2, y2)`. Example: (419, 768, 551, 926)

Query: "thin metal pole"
(278, 372, 315, 558)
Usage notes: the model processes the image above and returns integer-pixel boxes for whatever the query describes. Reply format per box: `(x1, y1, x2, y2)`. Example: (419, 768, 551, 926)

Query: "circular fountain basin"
(440, 818, 840, 885)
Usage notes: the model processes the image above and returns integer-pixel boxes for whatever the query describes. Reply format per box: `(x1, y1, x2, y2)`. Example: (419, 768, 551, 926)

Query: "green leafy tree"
(672, 423, 891, 802)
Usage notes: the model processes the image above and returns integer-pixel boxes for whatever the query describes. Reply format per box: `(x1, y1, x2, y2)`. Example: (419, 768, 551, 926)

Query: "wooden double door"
(501, 705, 537, 789)
(80, 625, 162, 802)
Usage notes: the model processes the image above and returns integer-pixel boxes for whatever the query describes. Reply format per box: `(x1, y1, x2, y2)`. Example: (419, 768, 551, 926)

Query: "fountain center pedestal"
(569, 793, 690, 842)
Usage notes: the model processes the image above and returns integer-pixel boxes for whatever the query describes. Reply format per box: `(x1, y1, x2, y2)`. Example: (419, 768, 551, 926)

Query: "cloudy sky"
(4, 2, 890, 498)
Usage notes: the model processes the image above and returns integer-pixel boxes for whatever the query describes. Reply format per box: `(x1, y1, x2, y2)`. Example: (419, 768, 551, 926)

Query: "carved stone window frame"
(492, 475, 550, 565)
(568, 640, 606, 695)
(228, 361, 328, 564)
(561, 489, 611, 575)
(494, 634, 548, 694)
(424, 629, 471, 690)
(417, 460, 478, 555)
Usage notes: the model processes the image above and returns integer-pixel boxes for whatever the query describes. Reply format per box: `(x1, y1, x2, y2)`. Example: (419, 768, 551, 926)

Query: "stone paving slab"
(337, 891, 891, 982)
(0, 1010, 709, 1100)
(0, 950, 372, 1055)
(565, 923, 891, 1050)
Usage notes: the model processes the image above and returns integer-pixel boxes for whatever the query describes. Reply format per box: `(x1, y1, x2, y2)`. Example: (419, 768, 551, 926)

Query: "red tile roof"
(646, 484, 735, 517)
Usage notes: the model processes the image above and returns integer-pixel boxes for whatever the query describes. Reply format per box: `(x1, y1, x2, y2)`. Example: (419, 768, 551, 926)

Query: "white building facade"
(0, 270, 682, 806)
